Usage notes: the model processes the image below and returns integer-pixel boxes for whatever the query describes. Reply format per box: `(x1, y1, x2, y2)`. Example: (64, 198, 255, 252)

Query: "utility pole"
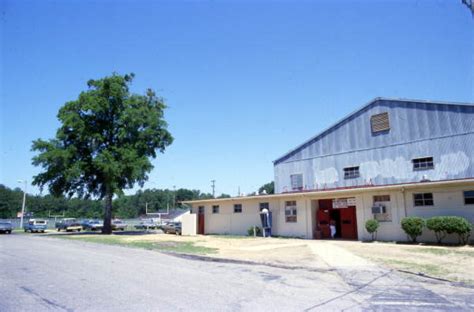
(17, 180, 27, 229)
(173, 185, 176, 209)
(211, 180, 216, 198)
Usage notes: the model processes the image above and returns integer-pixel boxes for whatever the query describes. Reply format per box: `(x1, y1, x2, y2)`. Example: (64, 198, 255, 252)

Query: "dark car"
(24, 219, 48, 233)
(0, 221, 13, 234)
(56, 218, 82, 232)
(161, 222, 181, 235)
(82, 219, 103, 231)
(112, 219, 127, 231)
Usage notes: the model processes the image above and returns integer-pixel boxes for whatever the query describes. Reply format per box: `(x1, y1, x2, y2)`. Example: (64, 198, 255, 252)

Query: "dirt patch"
(330, 241, 474, 284)
(125, 234, 328, 269)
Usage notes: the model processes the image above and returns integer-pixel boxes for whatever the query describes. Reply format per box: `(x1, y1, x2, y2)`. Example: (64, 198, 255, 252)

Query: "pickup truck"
(161, 222, 182, 235)
(0, 221, 13, 234)
(56, 218, 82, 232)
(24, 219, 48, 233)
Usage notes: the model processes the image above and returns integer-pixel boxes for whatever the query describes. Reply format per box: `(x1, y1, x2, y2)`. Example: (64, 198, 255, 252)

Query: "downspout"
(401, 187, 408, 218)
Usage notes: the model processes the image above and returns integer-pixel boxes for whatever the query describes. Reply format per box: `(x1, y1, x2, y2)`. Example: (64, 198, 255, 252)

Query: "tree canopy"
(31, 73, 173, 233)
(258, 182, 275, 194)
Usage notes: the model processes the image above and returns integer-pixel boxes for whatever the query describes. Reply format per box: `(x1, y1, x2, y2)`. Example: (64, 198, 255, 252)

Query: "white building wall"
(189, 183, 474, 242)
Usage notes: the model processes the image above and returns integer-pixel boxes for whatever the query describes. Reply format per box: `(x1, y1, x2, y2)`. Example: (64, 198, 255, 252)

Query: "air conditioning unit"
(371, 205, 386, 214)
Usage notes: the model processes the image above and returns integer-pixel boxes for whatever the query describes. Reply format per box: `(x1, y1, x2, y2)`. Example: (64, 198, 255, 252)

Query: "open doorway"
(316, 199, 358, 240)
(329, 209, 341, 238)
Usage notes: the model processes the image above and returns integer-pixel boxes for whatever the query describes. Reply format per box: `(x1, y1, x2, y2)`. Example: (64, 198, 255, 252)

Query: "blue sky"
(1, 0, 473, 197)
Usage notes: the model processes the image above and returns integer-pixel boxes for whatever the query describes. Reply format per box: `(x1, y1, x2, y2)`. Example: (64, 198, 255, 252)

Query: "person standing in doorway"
(330, 220, 336, 238)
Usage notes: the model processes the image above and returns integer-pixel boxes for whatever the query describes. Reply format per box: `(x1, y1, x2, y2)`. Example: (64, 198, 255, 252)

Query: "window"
(198, 206, 204, 214)
(464, 191, 474, 205)
(285, 201, 297, 222)
(259, 202, 269, 211)
(290, 174, 303, 191)
(373, 195, 392, 222)
(212, 205, 219, 214)
(413, 193, 434, 206)
(344, 166, 360, 179)
(233, 204, 242, 213)
(412, 157, 434, 171)
(370, 112, 390, 133)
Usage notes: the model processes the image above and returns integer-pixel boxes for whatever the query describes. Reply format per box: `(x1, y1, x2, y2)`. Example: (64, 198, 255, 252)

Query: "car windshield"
(35, 221, 46, 224)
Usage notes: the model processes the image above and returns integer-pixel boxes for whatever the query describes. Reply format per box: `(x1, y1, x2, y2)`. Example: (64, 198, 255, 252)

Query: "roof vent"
(370, 112, 390, 133)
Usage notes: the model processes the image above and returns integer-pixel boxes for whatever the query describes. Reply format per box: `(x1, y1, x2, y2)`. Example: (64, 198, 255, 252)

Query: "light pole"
(17, 180, 27, 228)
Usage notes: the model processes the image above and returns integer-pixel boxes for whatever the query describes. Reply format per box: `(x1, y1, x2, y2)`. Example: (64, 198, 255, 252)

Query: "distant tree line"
(0, 182, 273, 219)
(0, 184, 221, 219)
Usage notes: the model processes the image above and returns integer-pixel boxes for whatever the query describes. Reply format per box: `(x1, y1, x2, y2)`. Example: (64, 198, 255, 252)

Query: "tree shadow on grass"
(45, 230, 163, 237)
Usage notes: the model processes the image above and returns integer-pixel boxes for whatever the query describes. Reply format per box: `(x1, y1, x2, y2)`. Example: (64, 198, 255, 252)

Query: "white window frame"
(344, 166, 360, 179)
(233, 204, 242, 213)
(412, 157, 434, 171)
(413, 193, 434, 206)
(290, 174, 303, 191)
(464, 190, 474, 205)
(285, 201, 297, 223)
(373, 195, 392, 222)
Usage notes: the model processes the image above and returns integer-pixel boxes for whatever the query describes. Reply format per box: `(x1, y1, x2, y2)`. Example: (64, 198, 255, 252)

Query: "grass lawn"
(54, 234, 218, 255)
(333, 241, 474, 285)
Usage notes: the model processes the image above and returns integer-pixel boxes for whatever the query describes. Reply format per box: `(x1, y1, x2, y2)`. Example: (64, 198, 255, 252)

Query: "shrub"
(247, 226, 262, 237)
(365, 219, 379, 241)
(426, 216, 448, 244)
(445, 216, 472, 245)
(401, 217, 425, 243)
(427, 216, 472, 245)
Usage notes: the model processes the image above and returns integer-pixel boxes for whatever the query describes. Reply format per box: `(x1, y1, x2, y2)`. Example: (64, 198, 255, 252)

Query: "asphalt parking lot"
(1, 234, 473, 311)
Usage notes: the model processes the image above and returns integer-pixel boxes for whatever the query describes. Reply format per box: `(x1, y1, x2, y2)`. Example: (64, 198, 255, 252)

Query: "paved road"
(1, 234, 473, 311)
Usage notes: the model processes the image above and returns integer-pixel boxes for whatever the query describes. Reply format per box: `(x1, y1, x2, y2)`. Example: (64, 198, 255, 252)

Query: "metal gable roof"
(273, 97, 474, 165)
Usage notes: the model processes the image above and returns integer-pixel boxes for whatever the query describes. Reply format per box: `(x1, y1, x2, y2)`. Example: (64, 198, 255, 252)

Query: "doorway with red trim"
(316, 199, 358, 240)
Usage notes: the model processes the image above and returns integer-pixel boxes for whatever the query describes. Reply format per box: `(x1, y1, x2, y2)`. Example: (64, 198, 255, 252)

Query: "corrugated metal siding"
(274, 100, 474, 193)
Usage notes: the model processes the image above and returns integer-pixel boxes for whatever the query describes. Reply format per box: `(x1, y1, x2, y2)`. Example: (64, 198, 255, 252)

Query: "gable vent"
(370, 112, 390, 133)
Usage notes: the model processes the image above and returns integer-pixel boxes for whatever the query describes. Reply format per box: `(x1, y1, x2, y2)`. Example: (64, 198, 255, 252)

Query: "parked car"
(134, 219, 158, 230)
(24, 219, 48, 233)
(82, 219, 103, 231)
(112, 219, 127, 231)
(56, 218, 82, 232)
(0, 221, 13, 234)
(161, 222, 182, 235)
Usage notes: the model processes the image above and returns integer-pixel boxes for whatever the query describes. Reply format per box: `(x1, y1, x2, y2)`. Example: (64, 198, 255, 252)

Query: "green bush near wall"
(426, 216, 472, 245)
(365, 219, 379, 241)
(247, 226, 262, 237)
(401, 217, 425, 243)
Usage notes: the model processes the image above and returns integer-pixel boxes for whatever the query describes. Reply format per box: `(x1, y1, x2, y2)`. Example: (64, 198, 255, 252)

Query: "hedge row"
(401, 216, 471, 245)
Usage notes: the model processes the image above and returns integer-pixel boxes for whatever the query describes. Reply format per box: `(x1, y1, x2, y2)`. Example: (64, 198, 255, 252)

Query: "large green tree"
(31, 73, 173, 233)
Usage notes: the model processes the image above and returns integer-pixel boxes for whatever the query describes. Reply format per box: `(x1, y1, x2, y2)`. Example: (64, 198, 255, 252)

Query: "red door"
(340, 206, 357, 239)
(317, 209, 331, 238)
(317, 199, 333, 238)
(197, 208, 205, 234)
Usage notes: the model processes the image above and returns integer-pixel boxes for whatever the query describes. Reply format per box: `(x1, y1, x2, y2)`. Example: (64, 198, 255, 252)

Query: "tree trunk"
(102, 192, 113, 234)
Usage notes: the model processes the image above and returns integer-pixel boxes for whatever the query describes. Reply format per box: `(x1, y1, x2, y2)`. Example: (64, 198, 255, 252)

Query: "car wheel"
(24, 229, 27, 232)
(78, 229, 81, 232)
(7, 230, 11, 234)
(57, 228, 60, 232)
